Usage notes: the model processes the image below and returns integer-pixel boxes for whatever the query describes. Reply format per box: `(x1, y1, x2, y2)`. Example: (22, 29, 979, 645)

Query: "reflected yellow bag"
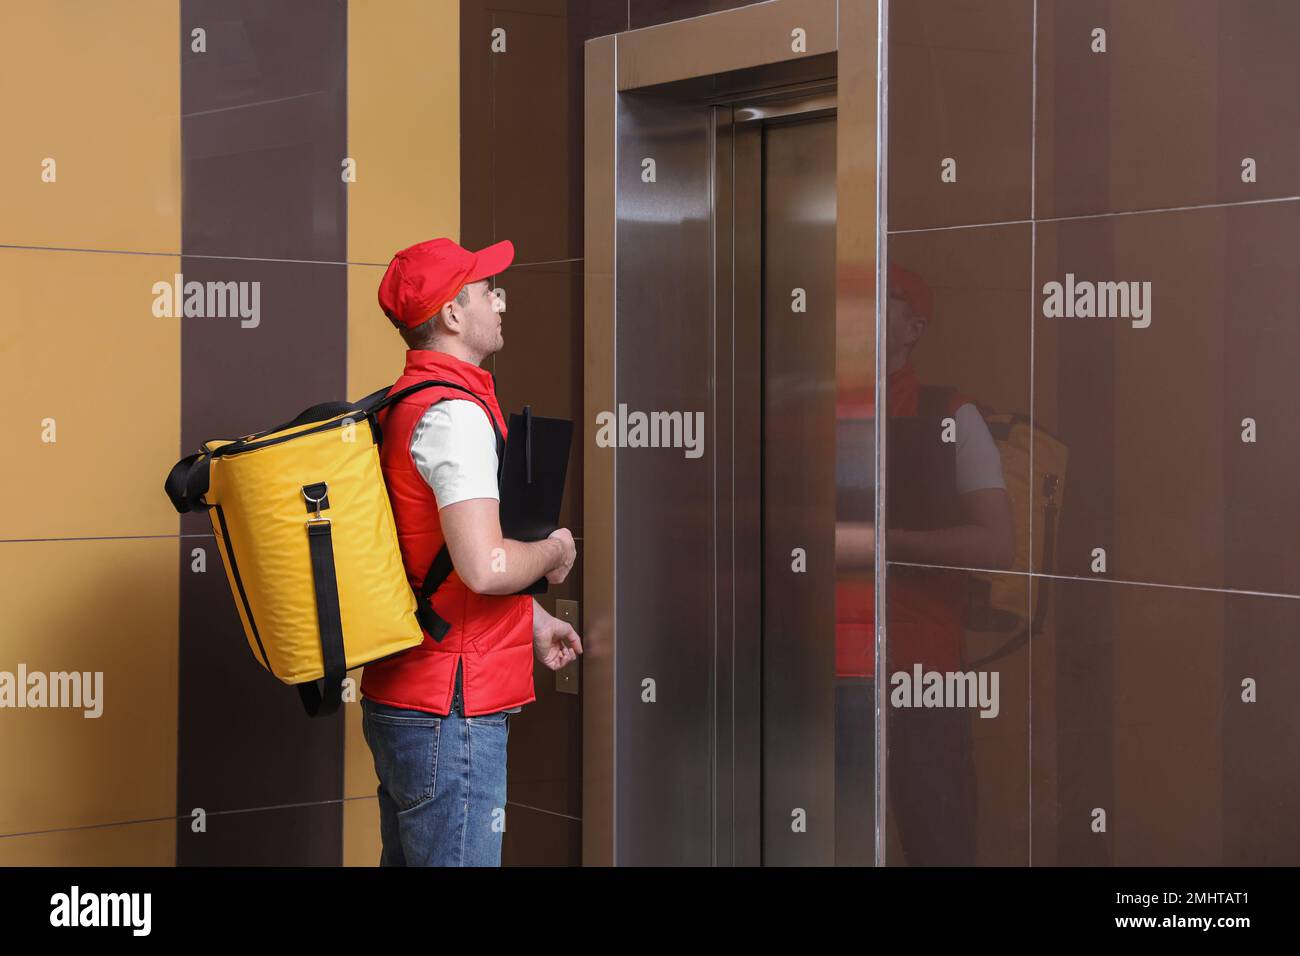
(909, 386, 1070, 667)
(164, 385, 438, 717)
(962, 407, 1069, 668)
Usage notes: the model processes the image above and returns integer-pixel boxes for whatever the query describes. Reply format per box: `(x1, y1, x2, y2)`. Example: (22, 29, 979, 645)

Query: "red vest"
(360, 349, 535, 716)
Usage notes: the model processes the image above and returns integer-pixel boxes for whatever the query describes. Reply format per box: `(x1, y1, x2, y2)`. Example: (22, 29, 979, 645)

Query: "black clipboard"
(499, 406, 574, 595)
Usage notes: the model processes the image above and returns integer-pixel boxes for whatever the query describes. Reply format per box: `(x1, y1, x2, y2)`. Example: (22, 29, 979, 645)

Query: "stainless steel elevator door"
(756, 113, 847, 866)
(611, 88, 857, 866)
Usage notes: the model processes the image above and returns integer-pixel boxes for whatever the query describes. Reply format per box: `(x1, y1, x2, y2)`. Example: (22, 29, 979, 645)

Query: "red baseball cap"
(887, 264, 933, 321)
(378, 237, 514, 329)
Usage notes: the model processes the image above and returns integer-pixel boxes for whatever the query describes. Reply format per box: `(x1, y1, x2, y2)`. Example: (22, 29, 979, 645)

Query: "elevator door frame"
(583, 0, 884, 867)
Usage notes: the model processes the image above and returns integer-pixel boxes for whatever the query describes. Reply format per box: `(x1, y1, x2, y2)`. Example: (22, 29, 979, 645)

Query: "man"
(359, 237, 583, 867)
(834, 264, 1014, 865)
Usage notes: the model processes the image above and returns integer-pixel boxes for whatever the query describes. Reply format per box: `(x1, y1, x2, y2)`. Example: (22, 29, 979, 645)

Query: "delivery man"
(359, 237, 583, 867)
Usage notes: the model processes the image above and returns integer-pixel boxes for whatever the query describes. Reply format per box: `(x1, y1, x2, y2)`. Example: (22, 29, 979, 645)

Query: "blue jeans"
(360, 670, 512, 867)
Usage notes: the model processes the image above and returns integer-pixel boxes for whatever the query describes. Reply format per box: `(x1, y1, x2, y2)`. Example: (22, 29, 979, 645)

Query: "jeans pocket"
(465, 715, 509, 813)
(364, 705, 441, 812)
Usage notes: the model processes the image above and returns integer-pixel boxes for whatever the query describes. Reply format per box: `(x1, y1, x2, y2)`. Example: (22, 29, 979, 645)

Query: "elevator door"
(608, 84, 862, 866)
(744, 110, 850, 866)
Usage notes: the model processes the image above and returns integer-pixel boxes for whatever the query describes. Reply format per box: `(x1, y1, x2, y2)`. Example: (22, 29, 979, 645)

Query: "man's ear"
(439, 301, 461, 335)
(908, 315, 928, 346)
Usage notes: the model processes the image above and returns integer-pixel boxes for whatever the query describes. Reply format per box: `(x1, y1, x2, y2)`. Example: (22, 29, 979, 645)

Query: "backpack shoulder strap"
(377, 379, 505, 466)
(408, 382, 506, 642)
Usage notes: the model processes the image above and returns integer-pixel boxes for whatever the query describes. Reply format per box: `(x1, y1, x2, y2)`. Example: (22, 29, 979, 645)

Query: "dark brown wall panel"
(461, 0, 629, 867)
(629, 0, 760, 31)
(1222, 202, 1300, 863)
(179, 0, 348, 866)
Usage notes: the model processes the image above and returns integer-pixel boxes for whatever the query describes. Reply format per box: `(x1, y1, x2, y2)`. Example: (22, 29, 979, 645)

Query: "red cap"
(888, 264, 933, 321)
(378, 237, 515, 329)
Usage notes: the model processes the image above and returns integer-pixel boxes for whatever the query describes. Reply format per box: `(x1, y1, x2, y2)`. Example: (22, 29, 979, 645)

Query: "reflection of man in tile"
(834, 264, 1015, 865)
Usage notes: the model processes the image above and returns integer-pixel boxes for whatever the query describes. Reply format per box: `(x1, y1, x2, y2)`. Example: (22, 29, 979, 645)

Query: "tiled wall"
(176, 0, 351, 867)
(1, 0, 775, 869)
(8, 0, 1292, 870)
(0, 0, 456, 867)
(886, 0, 1300, 865)
(0, 0, 182, 866)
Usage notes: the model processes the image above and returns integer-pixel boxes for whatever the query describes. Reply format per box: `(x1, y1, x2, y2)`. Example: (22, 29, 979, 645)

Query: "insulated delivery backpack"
(915, 387, 1071, 668)
(164, 381, 504, 718)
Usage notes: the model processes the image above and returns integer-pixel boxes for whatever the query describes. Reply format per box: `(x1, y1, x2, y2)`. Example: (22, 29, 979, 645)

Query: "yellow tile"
(0, 539, 178, 835)
(345, 678, 379, 799)
(0, 248, 181, 540)
(0, 818, 174, 866)
(0, 0, 180, 253)
(348, 0, 459, 265)
(343, 795, 381, 867)
(346, 0, 475, 855)
(347, 263, 409, 402)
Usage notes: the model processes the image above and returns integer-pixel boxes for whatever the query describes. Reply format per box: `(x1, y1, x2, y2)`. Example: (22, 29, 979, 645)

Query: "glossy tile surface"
(889, 0, 1034, 230)
(888, 0, 1300, 865)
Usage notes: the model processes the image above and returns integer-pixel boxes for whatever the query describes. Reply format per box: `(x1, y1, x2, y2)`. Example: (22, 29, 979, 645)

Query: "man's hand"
(532, 599, 582, 670)
(546, 527, 576, 584)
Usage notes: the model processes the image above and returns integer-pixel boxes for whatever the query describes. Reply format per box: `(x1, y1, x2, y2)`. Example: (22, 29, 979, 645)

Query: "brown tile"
(1222, 593, 1300, 865)
(1221, 201, 1300, 595)
(462, 1, 627, 263)
(1213, 0, 1300, 206)
(1033, 578, 1300, 865)
(1034, 201, 1300, 593)
(502, 800, 581, 866)
(176, 255, 347, 866)
(1037, 0, 1300, 218)
(182, 0, 346, 115)
(490, 8, 578, 265)
(179, 257, 347, 540)
(1036, 209, 1222, 588)
(176, 800, 343, 866)
(182, 0, 346, 260)
(1034, 0, 1111, 221)
(509, 550, 583, 817)
(177, 520, 346, 820)
(888, 0, 1034, 229)
(886, 224, 1034, 575)
(490, 260, 583, 535)
(884, 570, 1030, 865)
(629, 0, 759, 30)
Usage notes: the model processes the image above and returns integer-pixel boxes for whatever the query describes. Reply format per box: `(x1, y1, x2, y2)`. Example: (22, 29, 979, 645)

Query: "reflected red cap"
(888, 264, 933, 321)
(378, 237, 514, 329)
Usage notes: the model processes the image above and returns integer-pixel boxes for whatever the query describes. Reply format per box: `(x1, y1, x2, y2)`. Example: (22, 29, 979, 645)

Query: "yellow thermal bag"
(164, 381, 477, 717)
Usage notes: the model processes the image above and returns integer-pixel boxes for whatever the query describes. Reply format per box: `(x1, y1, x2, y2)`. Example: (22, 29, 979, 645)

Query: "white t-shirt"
(952, 403, 1006, 494)
(409, 399, 499, 509)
